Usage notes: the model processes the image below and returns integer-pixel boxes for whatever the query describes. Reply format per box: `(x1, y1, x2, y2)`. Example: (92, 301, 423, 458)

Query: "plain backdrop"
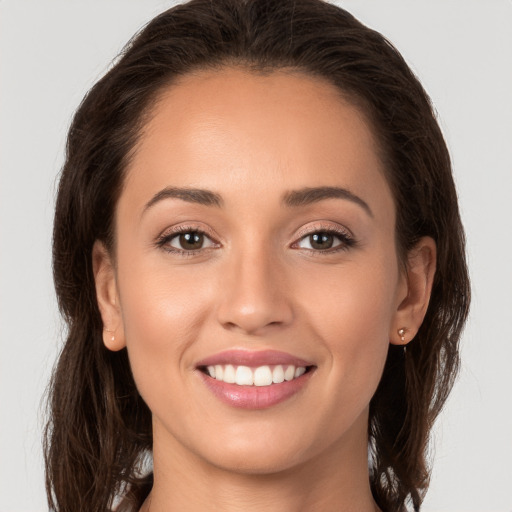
(1, 1, 511, 511)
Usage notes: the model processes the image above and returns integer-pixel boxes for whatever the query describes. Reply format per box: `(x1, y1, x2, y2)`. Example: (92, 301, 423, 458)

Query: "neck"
(145, 411, 378, 512)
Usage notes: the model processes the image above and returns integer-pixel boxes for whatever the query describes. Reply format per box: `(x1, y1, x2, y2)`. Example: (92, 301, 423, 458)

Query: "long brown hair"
(45, 1, 470, 511)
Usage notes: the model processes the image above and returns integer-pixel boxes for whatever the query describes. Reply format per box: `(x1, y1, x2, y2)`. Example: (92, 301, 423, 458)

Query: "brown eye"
(296, 230, 352, 252)
(309, 232, 334, 250)
(168, 231, 215, 251)
(180, 232, 203, 250)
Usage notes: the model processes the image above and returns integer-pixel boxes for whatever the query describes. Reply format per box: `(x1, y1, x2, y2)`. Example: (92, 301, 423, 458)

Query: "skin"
(94, 68, 436, 512)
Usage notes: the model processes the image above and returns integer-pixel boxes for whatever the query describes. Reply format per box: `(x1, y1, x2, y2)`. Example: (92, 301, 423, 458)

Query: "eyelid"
(158, 223, 219, 240)
(155, 223, 221, 253)
(291, 221, 357, 252)
(293, 221, 354, 242)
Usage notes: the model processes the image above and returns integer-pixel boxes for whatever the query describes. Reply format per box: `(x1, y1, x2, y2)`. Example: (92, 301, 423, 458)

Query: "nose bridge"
(216, 240, 293, 334)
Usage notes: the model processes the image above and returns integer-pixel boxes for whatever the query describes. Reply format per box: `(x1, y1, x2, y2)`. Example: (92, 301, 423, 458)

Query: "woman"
(45, 0, 470, 511)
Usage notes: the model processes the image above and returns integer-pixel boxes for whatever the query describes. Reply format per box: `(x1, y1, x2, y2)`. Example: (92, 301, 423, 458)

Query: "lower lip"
(198, 370, 313, 409)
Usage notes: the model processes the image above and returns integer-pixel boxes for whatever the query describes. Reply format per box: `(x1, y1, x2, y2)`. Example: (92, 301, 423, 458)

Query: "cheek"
(298, 253, 398, 334)
(296, 254, 398, 393)
(115, 256, 216, 402)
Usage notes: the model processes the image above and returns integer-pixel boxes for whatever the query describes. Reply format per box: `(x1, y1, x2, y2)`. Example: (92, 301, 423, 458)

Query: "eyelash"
(155, 225, 220, 257)
(292, 224, 356, 255)
(155, 224, 356, 257)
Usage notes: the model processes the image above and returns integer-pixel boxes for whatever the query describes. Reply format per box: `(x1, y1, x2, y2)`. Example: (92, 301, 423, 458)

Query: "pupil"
(310, 232, 333, 250)
(180, 232, 203, 250)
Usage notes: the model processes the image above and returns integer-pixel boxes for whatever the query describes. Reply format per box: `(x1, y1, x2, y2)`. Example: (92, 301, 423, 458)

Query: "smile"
(203, 364, 307, 386)
(196, 350, 315, 409)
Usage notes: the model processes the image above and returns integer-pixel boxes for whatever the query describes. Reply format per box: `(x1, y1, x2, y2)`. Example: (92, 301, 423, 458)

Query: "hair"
(45, 1, 470, 511)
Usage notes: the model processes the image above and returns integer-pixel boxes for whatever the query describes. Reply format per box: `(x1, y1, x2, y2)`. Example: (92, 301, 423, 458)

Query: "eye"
(297, 232, 341, 250)
(294, 227, 355, 252)
(156, 227, 218, 254)
(169, 231, 215, 251)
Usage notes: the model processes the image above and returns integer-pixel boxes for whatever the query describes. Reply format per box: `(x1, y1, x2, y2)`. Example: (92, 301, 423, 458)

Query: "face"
(96, 68, 413, 475)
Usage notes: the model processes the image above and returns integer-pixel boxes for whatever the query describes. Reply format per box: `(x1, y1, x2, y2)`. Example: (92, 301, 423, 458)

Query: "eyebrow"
(283, 186, 373, 217)
(142, 185, 372, 217)
(143, 186, 223, 214)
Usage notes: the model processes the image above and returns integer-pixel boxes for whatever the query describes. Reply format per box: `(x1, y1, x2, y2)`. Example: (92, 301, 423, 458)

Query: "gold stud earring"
(398, 328, 406, 343)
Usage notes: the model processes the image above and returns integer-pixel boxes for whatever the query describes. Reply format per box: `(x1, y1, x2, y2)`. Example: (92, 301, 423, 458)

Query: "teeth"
(284, 365, 295, 381)
(272, 365, 285, 383)
(254, 366, 272, 386)
(235, 366, 253, 385)
(205, 364, 308, 386)
(294, 366, 306, 378)
(223, 364, 236, 384)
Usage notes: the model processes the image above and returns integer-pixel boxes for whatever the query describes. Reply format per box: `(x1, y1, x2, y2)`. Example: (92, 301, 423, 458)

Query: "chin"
(188, 418, 335, 477)
(205, 444, 306, 476)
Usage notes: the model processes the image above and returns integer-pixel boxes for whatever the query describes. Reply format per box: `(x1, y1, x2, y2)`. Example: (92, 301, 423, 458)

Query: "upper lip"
(196, 349, 314, 368)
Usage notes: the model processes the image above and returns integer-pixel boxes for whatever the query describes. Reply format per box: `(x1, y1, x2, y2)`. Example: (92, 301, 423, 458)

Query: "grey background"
(1, 1, 511, 510)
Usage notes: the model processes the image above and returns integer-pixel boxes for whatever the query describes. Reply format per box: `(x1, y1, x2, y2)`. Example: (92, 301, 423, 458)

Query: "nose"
(216, 248, 294, 336)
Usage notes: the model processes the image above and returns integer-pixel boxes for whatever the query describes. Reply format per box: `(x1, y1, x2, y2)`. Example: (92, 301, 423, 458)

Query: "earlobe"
(390, 236, 436, 345)
(92, 240, 126, 351)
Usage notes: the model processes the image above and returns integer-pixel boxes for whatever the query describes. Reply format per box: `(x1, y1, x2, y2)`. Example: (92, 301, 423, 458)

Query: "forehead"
(122, 67, 393, 217)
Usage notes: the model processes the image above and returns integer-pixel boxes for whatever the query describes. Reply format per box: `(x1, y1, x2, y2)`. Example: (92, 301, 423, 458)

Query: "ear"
(92, 240, 126, 351)
(390, 236, 436, 345)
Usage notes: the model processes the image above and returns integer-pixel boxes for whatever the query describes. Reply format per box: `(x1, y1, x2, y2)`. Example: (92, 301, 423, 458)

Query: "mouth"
(195, 350, 316, 409)
(198, 363, 313, 386)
